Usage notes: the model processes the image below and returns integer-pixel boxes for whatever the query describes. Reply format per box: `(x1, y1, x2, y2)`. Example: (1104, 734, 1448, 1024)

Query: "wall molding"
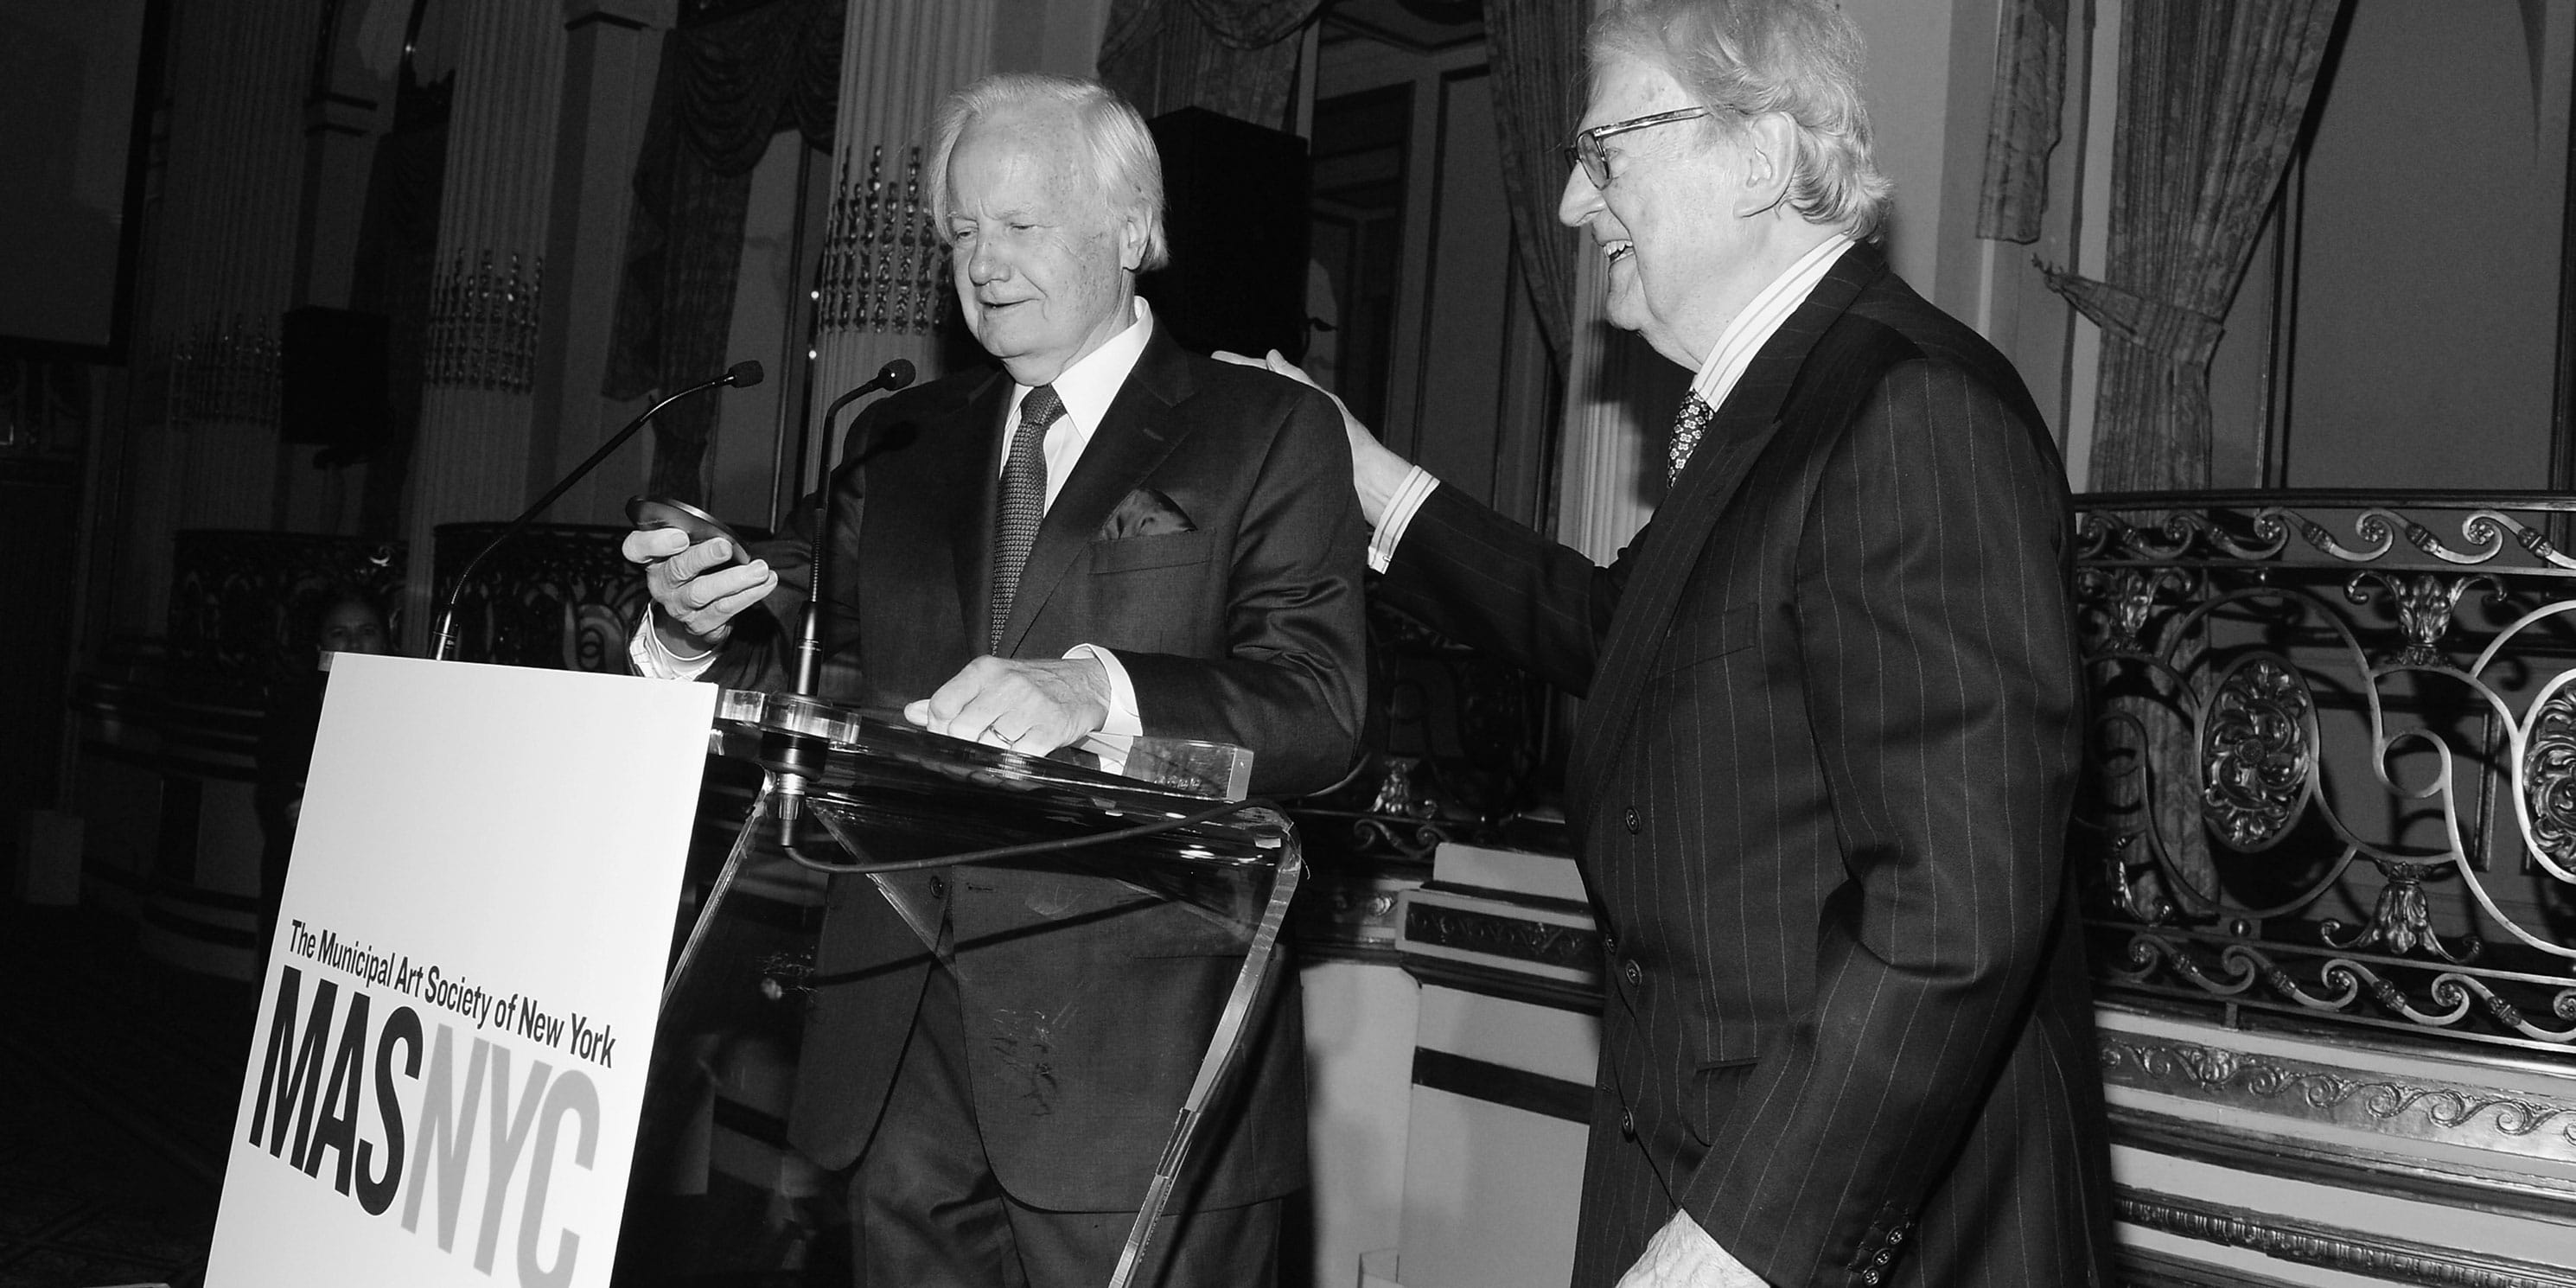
(2112, 1106, 2576, 1230)
(1401, 957, 1600, 1016)
(2114, 1244, 2305, 1288)
(1401, 899, 1599, 972)
(2118, 1189, 2576, 1288)
(2100, 1032, 2576, 1162)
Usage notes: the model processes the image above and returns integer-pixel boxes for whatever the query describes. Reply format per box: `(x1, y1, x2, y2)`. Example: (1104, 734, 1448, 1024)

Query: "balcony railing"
(2074, 490, 2576, 1057)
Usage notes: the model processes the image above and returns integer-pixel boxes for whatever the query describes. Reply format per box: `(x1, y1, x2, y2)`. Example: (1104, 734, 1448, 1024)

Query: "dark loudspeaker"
(1141, 107, 1311, 362)
(280, 305, 388, 454)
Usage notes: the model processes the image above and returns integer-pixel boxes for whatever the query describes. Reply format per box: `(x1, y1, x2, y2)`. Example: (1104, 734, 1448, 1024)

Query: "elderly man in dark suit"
(1243, 1, 2114, 1284)
(623, 73, 1367, 1287)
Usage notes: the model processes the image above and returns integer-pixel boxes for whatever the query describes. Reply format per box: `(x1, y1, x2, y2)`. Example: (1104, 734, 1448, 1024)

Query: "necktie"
(990, 384, 1066, 652)
(1667, 392, 1716, 487)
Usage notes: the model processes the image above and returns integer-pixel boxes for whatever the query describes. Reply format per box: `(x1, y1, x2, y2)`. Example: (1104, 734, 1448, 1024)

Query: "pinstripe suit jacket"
(1378, 242, 2114, 1287)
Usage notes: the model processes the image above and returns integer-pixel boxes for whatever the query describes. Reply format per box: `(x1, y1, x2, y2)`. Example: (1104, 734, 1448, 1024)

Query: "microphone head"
(726, 360, 766, 388)
(878, 359, 915, 392)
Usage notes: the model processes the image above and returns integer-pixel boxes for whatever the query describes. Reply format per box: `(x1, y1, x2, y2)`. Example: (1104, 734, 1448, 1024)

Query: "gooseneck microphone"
(431, 360, 763, 662)
(815, 359, 917, 451)
(792, 359, 916, 694)
(770, 358, 918, 849)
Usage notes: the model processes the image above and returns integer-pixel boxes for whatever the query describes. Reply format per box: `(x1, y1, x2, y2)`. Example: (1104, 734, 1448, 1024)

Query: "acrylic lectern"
(659, 691, 1300, 1288)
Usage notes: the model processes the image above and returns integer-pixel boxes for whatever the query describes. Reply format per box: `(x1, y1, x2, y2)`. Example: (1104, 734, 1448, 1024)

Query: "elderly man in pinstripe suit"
(1238, 1, 2116, 1284)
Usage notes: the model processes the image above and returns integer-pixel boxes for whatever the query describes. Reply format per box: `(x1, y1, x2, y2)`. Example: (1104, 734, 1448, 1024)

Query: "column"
(277, 0, 400, 535)
(1551, 0, 1670, 564)
(1552, 251, 1667, 563)
(113, 0, 321, 634)
(802, 0, 994, 482)
(401, 0, 570, 647)
(529, 0, 667, 532)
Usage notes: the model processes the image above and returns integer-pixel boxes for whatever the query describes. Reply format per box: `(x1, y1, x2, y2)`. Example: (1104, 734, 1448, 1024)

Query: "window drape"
(2045, 0, 2343, 492)
(1481, 0, 1584, 372)
(1098, 0, 1325, 130)
(1975, 0, 2067, 245)
(604, 0, 843, 505)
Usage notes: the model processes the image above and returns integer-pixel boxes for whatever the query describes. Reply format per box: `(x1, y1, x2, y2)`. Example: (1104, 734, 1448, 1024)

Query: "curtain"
(604, 0, 842, 505)
(1976, 0, 2067, 245)
(1482, 0, 1584, 370)
(2046, 0, 2342, 908)
(1102, 0, 1583, 371)
(349, 71, 453, 541)
(1098, 0, 1325, 129)
(2045, 0, 2343, 492)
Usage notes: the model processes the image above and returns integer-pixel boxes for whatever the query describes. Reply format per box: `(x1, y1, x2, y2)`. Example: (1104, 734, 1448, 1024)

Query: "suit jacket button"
(1886, 1227, 1904, 1245)
(928, 875, 947, 899)
(1623, 960, 1643, 986)
(1602, 933, 1619, 954)
(1860, 1272, 1880, 1286)
(1619, 1109, 1636, 1138)
(1623, 807, 1641, 833)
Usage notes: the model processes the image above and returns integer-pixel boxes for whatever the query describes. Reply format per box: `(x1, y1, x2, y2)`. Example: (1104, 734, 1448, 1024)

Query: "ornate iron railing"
(1284, 599, 1569, 958)
(2074, 491, 2576, 1057)
(166, 530, 406, 698)
(431, 522, 649, 673)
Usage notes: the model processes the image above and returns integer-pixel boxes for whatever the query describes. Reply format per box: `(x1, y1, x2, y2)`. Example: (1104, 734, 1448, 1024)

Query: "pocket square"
(1098, 487, 1195, 539)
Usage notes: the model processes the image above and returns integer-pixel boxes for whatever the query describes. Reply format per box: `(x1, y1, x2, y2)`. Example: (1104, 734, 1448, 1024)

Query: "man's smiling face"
(945, 107, 1146, 386)
(1557, 55, 1762, 371)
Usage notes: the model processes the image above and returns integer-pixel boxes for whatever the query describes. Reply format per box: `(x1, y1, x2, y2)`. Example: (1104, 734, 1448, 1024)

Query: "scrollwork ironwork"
(431, 523, 647, 671)
(167, 531, 407, 699)
(2075, 493, 2576, 1057)
(1285, 597, 1565, 877)
(2321, 861, 2479, 962)
(2345, 571, 2501, 666)
(2521, 686, 2576, 874)
(2200, 657, 2311, 850)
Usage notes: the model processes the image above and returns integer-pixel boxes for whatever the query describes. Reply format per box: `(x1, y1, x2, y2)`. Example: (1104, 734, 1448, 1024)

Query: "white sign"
(207, 654, 717, 1288)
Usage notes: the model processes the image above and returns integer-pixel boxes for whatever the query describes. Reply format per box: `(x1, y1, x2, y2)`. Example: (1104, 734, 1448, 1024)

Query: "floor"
(0, 902, 237, 1288)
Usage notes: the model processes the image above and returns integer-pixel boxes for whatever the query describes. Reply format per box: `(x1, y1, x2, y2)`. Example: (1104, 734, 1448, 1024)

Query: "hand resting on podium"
(903, 654, 1112, 755)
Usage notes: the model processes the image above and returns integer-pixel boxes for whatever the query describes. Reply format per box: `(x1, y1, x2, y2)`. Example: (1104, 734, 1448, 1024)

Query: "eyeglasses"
(1563, 106, 1715, 189)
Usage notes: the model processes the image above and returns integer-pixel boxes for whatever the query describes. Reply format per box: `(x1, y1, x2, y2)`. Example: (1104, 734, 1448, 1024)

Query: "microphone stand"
(790, 359, 918, 694)
(431, 360, 764, 662)
(764, 359, 915, 847)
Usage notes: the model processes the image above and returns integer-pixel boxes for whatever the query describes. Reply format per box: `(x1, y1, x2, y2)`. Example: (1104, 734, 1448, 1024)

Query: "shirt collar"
(1689, 233, 1852, 412)
(1010, 296, 1154, 431)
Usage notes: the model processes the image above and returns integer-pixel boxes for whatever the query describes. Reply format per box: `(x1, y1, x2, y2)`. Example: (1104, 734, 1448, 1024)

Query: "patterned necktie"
(1667, 392, 1716, 487)
(990, 384, 1066, 652)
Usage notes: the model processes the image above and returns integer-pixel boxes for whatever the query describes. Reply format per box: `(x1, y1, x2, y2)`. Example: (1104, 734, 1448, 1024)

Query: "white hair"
(1591, 0, 1894, 239)
(924, 73, 1170, 270)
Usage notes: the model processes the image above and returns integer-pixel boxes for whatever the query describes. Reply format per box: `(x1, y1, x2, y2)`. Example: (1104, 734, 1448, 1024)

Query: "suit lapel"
(1568, 243, 1889, 807)
(946, 373, 1012, 651)
(993, 332, 1196, 656)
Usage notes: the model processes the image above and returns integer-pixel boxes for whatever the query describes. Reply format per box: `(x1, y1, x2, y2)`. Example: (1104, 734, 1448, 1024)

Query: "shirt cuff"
(630, 614, 717, 681)
(1063, 643, 1143, 736)
(1368, 466, 1441, 573)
